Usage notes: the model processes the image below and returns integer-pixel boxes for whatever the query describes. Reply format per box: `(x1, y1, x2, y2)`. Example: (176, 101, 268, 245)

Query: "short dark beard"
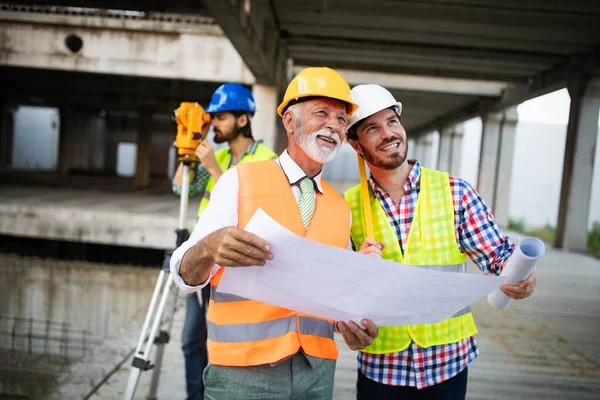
(213, 126, 241, 144)
(359, 139, 407, 170)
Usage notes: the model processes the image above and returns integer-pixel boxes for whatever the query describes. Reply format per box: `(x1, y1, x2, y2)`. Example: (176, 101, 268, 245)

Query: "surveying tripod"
(123, 103, 210, 400)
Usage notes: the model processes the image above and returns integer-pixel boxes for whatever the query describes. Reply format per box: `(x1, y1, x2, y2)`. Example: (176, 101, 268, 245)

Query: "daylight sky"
(517, 88, 600, 126)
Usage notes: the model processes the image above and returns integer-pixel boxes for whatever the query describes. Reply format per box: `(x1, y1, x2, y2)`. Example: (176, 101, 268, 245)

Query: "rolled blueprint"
(488, 237, 545, 309)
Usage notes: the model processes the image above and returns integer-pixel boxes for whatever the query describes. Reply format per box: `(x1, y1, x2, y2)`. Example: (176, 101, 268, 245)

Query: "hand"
(500, 271, 536, 300)
(337, 319, 379, 351)
(195, 140, 219, 174)
(359, 238, 384, 257)
(203, 227, 273, 267)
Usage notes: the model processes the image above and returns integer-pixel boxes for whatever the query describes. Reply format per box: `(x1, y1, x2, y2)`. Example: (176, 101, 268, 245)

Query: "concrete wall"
(0, 254, 158, 350)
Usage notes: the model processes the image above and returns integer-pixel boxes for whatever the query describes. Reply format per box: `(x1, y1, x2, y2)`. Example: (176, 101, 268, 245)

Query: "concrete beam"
(288, 37, 562, 78)
(555, 76, 600, 250)
(412, 50, 599, 138)
(292, 66, 508, 97)
(411, 100, 485, 138)
(0, 15, 254, 84)
(0, 9, 219, 35)
(203, 0, 286, 85)
(492, 47, 600, 112)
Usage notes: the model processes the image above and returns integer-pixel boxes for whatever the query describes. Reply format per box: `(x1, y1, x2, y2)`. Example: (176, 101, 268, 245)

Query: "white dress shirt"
(169, 150, 350, 293)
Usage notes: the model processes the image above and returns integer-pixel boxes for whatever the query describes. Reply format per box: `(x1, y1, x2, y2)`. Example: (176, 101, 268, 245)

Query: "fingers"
(359, 238, 384, 257)
(337, 319, 378, 350)
(361, 319, 379, 339)
(195, 141, 213, 159)
(208, 227, 273, 267)
(230, 229, 273, 259)
(500, 272, 537, 300)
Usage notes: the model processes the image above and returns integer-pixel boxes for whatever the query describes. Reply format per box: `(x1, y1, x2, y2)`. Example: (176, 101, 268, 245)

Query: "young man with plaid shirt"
(344, 84, 537, 400)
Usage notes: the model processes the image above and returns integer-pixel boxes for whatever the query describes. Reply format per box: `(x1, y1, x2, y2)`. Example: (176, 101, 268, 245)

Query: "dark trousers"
(181, 286, 211, 400)
(357, 367, 468, 400)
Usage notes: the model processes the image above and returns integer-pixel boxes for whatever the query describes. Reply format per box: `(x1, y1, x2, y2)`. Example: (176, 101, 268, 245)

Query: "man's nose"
(325, 113, 345, 133)
(380, 124, 394, 140)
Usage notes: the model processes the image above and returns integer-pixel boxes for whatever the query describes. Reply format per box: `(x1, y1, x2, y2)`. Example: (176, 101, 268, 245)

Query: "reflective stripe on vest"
(206, 160, 350, 366)
(345, 167, 477, 354)
(207, 315, 334, 343)
(197, 143, 278, 216)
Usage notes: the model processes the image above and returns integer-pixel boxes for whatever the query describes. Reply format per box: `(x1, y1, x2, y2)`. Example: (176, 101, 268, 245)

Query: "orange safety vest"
(206, 159, 350, 366)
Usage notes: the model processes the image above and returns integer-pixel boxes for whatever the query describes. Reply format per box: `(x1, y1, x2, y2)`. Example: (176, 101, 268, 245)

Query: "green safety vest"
(198, 143, 277, 216)
(344, 167, 477, 353)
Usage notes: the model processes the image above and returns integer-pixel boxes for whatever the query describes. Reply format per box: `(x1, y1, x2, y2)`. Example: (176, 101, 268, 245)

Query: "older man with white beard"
(169, 67, 379, 400)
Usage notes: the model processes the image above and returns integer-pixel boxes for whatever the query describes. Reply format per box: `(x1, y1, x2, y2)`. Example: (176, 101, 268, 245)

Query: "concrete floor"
(1, 185, 599, 399)
(0, 184, 200, 250)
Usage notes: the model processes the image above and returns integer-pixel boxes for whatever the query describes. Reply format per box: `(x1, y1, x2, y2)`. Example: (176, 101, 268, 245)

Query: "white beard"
(294, 128, 341, 164)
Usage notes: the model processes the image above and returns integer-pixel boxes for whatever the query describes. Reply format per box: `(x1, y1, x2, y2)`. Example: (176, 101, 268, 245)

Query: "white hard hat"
(347, 84, 402, 132)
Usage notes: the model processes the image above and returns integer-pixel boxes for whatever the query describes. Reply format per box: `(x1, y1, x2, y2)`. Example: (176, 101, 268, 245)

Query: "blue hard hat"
(205, 83, 256, 114)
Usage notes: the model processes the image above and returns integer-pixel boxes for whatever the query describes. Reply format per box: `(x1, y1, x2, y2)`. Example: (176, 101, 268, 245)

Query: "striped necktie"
(298, 177, 316, 229)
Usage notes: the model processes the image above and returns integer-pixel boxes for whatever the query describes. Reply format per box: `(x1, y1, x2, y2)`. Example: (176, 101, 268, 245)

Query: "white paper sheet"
(217, 209, 510, 326)
(487, 237, 544, 309)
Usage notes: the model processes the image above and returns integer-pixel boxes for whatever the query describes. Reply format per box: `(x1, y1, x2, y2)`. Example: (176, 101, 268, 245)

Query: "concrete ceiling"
(6, 0, 600, 134)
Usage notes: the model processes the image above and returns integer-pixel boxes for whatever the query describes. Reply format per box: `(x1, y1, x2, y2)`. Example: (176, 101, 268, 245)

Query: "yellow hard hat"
(277, 67, 359, 117)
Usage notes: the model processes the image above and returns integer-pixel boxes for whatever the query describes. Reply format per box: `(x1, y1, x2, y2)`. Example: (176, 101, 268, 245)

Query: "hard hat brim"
(277, 94, 359, 117)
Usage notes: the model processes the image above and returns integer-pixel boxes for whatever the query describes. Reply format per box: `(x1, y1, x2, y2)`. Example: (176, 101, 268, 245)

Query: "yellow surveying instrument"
(174, 102, 212, 160)
(124, 103, 210, 400)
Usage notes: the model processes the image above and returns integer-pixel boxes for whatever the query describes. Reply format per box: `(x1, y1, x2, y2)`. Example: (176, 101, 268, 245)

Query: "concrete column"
(251, 84, 278, 151)
(437, 126, 453, 173)
(417, 133, 434, 168)
(0, 100, 11, 171)
(134, 109, 153, 189)
(412, 136, 421, 164)
(430, 131, 440, 170)
(449, 124, 464, 177)
(555, 77, 600, 250)
(57, 106, 73, 176)
(477, 107, 518, 228)
(408, 138, 417, 161)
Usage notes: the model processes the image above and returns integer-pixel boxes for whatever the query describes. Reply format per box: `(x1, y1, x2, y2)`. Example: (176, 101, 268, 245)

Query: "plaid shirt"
(172, 140, 264, 197)
(358, 160, 514, 389)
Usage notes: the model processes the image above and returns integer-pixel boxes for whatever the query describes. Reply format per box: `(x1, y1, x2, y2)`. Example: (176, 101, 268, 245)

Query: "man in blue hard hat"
(172, 83, 277, 400)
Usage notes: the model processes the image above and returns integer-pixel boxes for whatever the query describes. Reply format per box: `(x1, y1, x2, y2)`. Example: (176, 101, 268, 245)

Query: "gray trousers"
(203, 351, 336, 400)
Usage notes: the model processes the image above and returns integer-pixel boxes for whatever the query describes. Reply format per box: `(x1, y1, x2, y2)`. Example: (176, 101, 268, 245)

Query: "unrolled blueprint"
(217, 209, 509, 326)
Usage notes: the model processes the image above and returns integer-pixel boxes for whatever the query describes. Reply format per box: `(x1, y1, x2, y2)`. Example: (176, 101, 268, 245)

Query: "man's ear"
(348, 137, 363, 156)
(282, 110, 296, 135)
(236, 113, 248, 128)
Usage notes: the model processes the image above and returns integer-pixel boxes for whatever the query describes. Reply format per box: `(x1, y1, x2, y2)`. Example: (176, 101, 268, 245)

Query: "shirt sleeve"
(169, 168, 239, 292)
(454, 178, 515, 276)
(172, 163, 212, 197)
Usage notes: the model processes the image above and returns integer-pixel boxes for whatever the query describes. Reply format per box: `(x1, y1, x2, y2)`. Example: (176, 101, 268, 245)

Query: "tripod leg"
(123, 274, 173, 400)
(122, 270, 168, 400)
(124, 162, 193, 400)
(147, 280, 180, 400)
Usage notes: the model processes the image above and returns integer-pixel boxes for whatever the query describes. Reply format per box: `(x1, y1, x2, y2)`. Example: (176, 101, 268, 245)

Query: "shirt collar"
(228, 139, 263, 156)
(370, 159, 420, 196)
(278, 150, 324, 194)
(246, 139, 263, 155)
